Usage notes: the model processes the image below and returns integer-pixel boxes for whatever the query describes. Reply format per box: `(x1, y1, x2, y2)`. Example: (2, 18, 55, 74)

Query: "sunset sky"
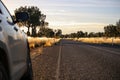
(2, 0, 120, 34)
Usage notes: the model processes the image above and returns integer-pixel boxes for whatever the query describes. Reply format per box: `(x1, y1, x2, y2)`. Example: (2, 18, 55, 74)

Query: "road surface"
(31, 39, 120, 80)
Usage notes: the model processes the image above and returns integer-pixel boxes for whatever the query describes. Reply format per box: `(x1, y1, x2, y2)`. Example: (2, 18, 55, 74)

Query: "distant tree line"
(62, 19, 120, 38)
(38, 28, 62, 38)
(61, 31, 104, 38)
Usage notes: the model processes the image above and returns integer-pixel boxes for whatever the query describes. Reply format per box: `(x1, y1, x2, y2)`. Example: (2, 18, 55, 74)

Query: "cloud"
(49, 21, 107, 26)
(49, 22, 106, 34)
(37, 0, 120, 8)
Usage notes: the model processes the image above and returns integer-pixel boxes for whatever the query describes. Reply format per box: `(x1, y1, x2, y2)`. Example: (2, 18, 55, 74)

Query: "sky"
(2, 0, 120, 34)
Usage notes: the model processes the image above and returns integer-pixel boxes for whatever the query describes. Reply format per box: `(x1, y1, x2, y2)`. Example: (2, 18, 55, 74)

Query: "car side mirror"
(15, 12, 29, 23)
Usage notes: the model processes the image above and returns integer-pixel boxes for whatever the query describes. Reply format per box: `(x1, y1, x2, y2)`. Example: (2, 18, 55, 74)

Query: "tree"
(77, 31, 84, 38)
(56, 29, 62, 37)
(70, 33, 77, 38)
(104, 24, 118, 37)
(116, 20, 120, 36)
(84, 32, 88, 37)
(88, 32, 95, 37)
(38, 27, 55, 37)
(95, 32, 104, 37)
(103, 19, 120, 37)
(15, 6, 42, 36)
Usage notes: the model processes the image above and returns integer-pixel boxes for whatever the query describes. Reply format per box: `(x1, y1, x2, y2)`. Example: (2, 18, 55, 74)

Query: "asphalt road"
(32, 39, 120, 80)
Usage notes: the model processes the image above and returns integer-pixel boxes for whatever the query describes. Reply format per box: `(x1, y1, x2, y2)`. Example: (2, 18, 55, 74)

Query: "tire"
(21, 47, 33, 80)
(0, 62, 8, 80)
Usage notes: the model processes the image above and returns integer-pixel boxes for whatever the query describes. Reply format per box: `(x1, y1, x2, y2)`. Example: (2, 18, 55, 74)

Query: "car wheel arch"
(0, 46, 10, 79)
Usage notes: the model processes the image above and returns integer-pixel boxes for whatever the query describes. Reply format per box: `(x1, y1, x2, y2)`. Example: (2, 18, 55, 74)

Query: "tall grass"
(28, 37, 60, 48)
(74, 37, 120, 44)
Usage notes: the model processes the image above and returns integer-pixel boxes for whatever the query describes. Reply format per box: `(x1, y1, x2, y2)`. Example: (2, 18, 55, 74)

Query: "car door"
(0, 1, 27, 78)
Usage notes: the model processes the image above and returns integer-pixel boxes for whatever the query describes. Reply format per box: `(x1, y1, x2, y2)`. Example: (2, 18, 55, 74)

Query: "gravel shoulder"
(31, 45, 59, 80)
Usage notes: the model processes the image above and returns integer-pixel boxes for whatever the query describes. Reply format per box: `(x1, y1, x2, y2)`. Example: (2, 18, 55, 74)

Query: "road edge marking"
(56, 42, 62, 80)
(87, 45, 120, 55)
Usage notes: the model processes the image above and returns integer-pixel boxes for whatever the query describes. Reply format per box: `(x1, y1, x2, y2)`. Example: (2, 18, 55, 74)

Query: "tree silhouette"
(15, 6, 45, 37)
(77, 31, 84, 38)
(104, 24, 118, 37)
(56, 29, 62, 37)
(38, 28, 55, 37)
(116, 20, 120, 36)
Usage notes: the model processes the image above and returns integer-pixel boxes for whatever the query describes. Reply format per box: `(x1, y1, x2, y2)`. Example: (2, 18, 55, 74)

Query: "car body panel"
(0, 1, 28, 80)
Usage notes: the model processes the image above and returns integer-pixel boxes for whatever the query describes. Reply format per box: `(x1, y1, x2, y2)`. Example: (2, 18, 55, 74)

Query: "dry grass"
(73, 37, 120, 44)
(28, 37, 60, 48)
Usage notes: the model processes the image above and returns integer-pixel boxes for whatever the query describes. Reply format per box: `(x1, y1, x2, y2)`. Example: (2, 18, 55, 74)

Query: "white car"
(0, 0, 33, 80)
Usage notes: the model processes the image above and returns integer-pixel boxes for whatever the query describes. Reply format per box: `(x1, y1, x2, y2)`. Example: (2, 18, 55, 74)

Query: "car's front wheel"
(21, 47, 33, 80)
(0, 62, 8, 80)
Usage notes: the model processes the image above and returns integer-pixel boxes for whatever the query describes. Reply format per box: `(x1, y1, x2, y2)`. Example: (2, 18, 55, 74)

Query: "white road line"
(87, 45, 120, 55)
(56, 43, 62, 80)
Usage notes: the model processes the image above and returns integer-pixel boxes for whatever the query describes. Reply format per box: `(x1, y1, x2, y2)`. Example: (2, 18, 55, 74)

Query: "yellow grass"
(28, 37, 60, 48)
(73, 37, 120, 44)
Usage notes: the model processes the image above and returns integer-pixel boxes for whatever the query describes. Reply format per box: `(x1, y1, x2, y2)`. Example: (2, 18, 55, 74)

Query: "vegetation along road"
(31, 39, 120, 80)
